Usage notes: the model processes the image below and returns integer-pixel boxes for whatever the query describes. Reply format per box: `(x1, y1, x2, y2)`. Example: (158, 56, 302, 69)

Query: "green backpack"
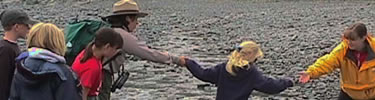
(64, 20, 110, 66)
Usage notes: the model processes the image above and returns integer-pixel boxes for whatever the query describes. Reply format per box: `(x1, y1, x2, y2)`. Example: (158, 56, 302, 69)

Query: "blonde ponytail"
(226, 41, 264, 76)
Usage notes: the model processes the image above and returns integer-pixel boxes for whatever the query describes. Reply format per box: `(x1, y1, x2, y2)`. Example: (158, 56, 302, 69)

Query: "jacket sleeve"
(9, 73, 20, 100)
(116, 28, 178, 64)
(54, 80, 82, 100)
(185, 59, 221, 84)
(54, 66, 82, 100)
(252, 67, 293, 94)
(305, 47, 342, 78)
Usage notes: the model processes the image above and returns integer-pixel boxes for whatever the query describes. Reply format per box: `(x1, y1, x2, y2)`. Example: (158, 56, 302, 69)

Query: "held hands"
(298, 71, 311, 84)
(281, 71, 311, 87)
(178, 56, 187, 67)
(170, 53, 188, 67)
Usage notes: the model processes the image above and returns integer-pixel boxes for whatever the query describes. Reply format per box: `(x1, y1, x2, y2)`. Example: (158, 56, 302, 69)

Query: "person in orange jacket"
(299, 23, 375, 100)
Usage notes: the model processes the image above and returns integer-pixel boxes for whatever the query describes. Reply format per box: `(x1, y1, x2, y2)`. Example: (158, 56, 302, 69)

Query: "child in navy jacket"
(182, 41, 294, 100)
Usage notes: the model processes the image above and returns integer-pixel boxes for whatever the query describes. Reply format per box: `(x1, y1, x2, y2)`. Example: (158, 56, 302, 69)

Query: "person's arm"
(0, 46, 16, 77)
(82, 87, 90, 100)
(76, 63, 100, 100)
(0, 46, 14, 67)
(252, 67, 294, 94)
(54, 81, 82, 100)
(184, 59, 221, 84)
(54, 67, 82, 100)
(305, 47, 342, 78)
(9, 74, 20, 100)
(116, 29, 181, 65)
(0, 46, 16, 100)
(299, 43, 343, 83)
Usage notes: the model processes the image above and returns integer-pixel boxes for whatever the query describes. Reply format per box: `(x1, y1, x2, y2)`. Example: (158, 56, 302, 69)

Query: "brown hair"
(80, 27, 123, 63)
(343, 23, 367, 40)
(106, 14, 137, 31)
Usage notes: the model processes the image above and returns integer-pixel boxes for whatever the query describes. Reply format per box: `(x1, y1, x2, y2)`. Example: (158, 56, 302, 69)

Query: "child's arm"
(82, 87, 90, 100)
(252, 67, 294, 94)
(184, 58, 222, 84)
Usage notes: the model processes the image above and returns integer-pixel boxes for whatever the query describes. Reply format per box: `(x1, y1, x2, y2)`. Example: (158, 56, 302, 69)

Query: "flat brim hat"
(105, 0, 148, 18)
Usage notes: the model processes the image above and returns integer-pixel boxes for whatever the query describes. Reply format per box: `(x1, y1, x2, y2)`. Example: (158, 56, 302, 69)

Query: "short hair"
(343, 23, 367, 40)
(80, 27, 123, 63)
(27, 23, 66, 56)
(106, 14, 137, 31)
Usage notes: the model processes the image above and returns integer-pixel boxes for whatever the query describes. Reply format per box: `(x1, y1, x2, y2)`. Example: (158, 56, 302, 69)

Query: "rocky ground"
(2, 0, 375, 99)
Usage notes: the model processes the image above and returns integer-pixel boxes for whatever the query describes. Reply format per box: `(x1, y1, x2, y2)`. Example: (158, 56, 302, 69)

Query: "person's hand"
(170, 54, 188, 67)
(178, 56, 187, 67)
(298, 71, 311, 83)
(283, 77, 295, 87)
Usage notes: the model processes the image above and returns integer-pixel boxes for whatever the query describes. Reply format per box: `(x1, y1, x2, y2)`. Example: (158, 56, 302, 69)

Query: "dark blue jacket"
(9, 49, 81, 100)
(185, 59, 293, 100)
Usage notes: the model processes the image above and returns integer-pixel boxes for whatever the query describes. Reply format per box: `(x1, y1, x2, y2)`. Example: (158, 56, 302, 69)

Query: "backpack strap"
(102, 51, 122, 66)
(102, 51, 123, 75)
(103, 51, 123, 81)
(109, 62, 115, 81)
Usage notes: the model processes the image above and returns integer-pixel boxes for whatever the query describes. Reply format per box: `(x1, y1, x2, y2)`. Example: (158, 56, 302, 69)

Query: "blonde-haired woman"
(9, 23, 81, 100)
(182, 41, 294, 100)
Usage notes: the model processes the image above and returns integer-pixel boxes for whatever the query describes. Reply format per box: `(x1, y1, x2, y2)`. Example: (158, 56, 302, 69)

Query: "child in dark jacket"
(182, 41, 294, 100)
(9, 23, 81, 100)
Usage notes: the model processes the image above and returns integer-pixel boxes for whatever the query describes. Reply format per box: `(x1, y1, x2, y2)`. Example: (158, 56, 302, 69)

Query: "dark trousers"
(338, 89, 352, 100)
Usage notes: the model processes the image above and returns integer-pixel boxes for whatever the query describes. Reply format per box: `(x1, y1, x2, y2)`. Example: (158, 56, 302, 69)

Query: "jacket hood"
(26, 47, 66, 63)
(14, 47, 68, 84)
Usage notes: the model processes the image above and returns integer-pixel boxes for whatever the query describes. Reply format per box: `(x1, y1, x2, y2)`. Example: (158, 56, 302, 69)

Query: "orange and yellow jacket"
(306, 35, 375, 99)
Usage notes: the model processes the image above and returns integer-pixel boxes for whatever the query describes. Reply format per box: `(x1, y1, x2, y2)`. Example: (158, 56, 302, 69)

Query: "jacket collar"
(345, 41, 375, 62)
(344, 36, 375, 71)
(27, 47, 66, 63)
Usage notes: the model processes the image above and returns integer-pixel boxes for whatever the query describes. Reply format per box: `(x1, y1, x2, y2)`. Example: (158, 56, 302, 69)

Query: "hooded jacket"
(9, 47, 81, 100)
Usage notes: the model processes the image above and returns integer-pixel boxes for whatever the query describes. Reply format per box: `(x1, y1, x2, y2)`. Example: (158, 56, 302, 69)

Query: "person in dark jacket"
(181, 41, 294, 100)
(9, 23, 81, 100)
